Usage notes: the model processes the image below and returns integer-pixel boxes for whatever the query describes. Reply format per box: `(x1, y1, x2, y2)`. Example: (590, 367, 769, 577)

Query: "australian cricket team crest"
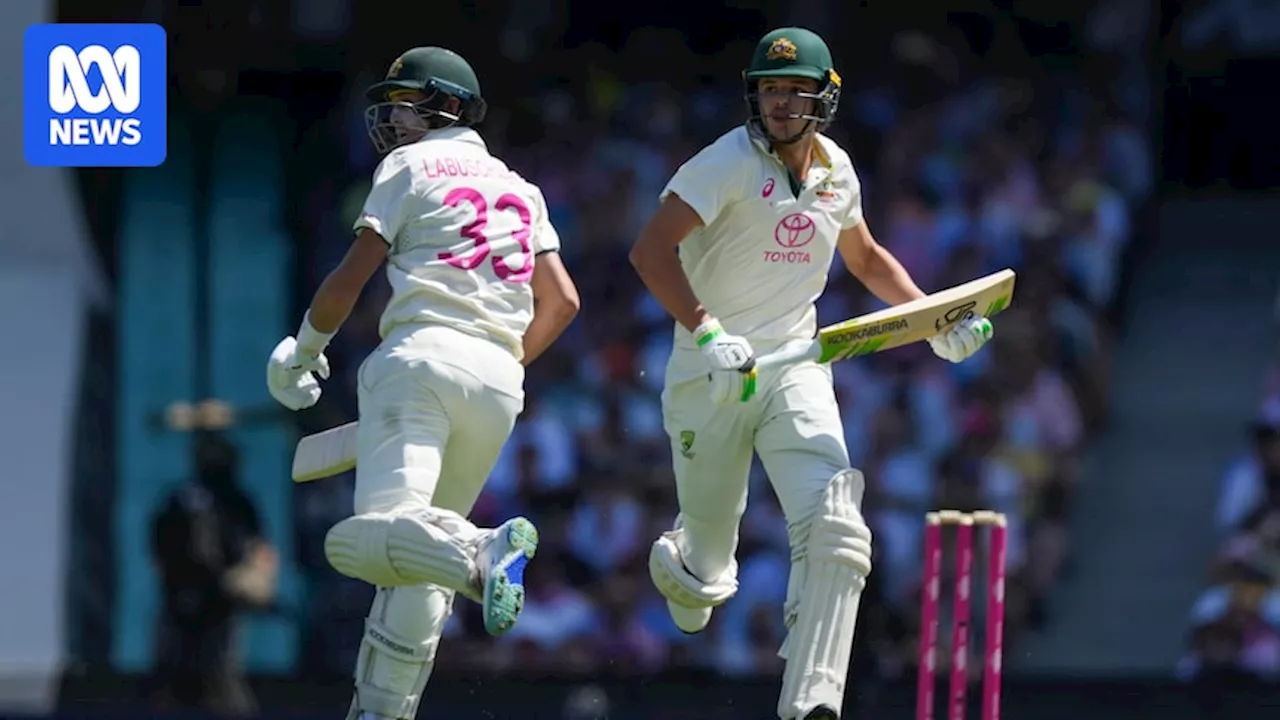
(816, 175, 839, 203)
(679, 430, 696, 459)
(386, 56, 405, 79)
(766, 37, 798, 61)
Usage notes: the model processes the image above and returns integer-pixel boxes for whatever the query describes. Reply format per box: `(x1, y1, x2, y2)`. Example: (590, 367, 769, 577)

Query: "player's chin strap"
(777, 469, 873, 720)
(748, 118, 814, 149)
(754, 117, 817, 146)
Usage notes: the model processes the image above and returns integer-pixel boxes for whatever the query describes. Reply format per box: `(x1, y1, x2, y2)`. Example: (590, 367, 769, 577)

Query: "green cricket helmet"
(743, 27, 842, 144)
(364, 46, 488, 153)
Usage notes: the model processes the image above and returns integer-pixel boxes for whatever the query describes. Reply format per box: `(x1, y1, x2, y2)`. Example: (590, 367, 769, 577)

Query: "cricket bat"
(292, 421, 358, 483)
(757, 268, 1016, 369)
(292, 269, 1016, 483)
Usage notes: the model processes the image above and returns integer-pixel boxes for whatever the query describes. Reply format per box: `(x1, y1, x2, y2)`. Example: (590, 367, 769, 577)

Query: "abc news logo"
(48, 44, 143, 147)
(24, 24, 165, 167)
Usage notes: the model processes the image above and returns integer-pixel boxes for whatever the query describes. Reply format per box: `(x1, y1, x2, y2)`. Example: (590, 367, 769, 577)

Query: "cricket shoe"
(802, 705, 839, 720)
(476, 516, 539, 636)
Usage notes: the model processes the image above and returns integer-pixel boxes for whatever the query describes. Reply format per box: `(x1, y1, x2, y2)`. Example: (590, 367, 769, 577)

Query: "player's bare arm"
(836, 221, 926, 306)
(522, 251, 580, 365)
(307, 228, 389, 334)
(628, 193, 712, 332)
(264, 227, 389, 411)
(837, 220, 993, 363)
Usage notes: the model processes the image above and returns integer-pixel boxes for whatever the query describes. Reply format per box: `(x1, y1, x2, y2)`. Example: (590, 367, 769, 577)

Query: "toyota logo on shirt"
(774, 213, 815, 248)
(765, 213, 816, 264)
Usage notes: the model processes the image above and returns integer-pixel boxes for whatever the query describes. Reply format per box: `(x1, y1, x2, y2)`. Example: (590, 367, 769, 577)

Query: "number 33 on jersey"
(355, 126, 561, 355)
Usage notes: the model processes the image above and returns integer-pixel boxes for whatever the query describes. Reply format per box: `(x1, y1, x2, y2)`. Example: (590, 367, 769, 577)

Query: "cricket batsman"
(629, 28, 993, 719)
(264, 47, 580, 720)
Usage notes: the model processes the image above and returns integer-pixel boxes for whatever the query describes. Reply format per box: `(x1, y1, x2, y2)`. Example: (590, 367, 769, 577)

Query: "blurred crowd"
(1181, 371, 1280, 684)
(285, 21, 1150, 683)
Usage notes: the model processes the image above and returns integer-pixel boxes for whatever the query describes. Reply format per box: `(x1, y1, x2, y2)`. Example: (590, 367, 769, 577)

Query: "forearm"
(293, 272, 361, 355)
(630, 247, 711, 332)
(300, 229, 387, 340)
(521, 299, 577, 366)
(306, 272, 360, 335)
(853, 243, 927, 306)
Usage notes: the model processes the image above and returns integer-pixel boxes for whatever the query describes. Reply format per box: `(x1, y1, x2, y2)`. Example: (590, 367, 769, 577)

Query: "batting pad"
(345, 585, 451, 720)
(777, 470, 873, 719)
(293, 421, 357, 482)
(649, 530, 739, 609)
(325, 509, 480, 595)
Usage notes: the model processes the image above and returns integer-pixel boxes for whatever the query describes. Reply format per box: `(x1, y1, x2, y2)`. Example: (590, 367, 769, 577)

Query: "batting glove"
(928, 316, 993, 364)
(266, 313, 334, 411)
(695, 318, 759, 404)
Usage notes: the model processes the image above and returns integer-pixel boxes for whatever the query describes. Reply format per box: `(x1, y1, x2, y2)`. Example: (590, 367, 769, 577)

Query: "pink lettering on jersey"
(423, 157, 514, 180)
(763, 250, 812, 264)
(774, 213, 815, 248)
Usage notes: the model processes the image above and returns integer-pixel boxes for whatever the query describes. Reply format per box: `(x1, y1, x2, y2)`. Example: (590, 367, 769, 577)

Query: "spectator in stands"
(1218, 403, 1280, 536)
(1186, 385, 1280, 686)
(1178, 563, 1280, 683)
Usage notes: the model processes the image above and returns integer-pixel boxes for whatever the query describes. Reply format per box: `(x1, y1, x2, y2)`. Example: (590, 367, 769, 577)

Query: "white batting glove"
(266, 336, 330, 410)
(928, 316, 994, 364)
(695, 318, 759, 404)
(266, 313, 335, 411)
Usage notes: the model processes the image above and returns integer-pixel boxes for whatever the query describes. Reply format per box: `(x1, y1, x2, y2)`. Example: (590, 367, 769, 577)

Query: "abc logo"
(24, 23, 167, 167)
(48, 44, 143, 146)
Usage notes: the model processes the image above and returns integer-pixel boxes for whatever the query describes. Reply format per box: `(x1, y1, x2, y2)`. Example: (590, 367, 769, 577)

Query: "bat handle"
(755, 340, 822, 370)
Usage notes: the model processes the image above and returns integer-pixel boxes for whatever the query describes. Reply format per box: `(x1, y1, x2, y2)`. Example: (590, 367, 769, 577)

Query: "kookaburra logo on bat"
(937, 301, 977, 331)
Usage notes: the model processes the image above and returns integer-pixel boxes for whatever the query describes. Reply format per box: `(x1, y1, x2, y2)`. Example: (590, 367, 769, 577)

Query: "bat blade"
(292, 421, 357, 482)
(815, 269, 1016, 364)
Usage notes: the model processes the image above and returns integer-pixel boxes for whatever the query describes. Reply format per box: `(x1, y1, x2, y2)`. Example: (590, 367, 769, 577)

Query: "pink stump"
(948, 521, 974, 720)
(981, 521, 1007, 720)
(915, 517, 944, 720)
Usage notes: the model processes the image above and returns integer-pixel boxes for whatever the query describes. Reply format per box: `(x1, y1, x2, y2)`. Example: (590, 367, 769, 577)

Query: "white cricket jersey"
(355, 127, 561, 360)
(661, 124, 864, 354)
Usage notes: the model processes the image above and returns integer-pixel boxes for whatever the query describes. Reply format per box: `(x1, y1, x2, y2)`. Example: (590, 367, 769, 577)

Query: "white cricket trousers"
(343, 323, 524, 720)
(354, 323, 525, 517)
(661, 345, 853, 584)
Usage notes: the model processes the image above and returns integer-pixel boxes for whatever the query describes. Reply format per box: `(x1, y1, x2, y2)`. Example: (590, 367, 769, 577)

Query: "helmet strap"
(744, 79, 824, 145)
(760, 118, 815, 146)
